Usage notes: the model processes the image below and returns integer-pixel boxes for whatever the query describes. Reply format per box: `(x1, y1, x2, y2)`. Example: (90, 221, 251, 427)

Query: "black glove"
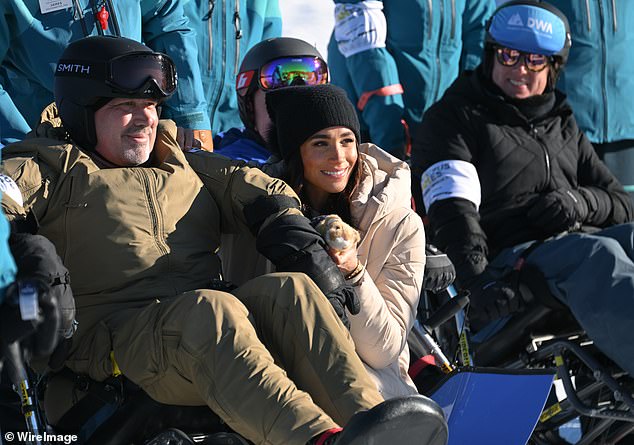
(0, 279, 61, 359)
(326, 285, 359, 329)
(9, 233, 75, 340)
(465, 270, 526, 331)
(527, 189, 589, 234)
(253, 212, 361, 328)
(423, 244, 456, 293)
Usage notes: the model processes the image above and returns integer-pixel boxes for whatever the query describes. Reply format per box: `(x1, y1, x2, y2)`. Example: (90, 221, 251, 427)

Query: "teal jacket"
(0, 143, 17, 303)
(549, 0, 634, 144)
(328, 0, 495, 157)
(184, 0, 281, 135)
(0, 0, 209, 145)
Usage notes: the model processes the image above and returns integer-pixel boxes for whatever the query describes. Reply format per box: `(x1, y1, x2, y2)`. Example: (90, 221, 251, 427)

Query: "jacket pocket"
(110, 301, 164, 387)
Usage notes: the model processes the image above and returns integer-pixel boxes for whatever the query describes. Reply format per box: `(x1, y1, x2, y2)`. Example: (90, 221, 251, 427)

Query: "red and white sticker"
(236, 70, 255, 90)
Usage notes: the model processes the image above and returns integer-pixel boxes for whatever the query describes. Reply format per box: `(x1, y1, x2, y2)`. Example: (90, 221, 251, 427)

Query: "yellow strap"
(110, 351, 122, 377)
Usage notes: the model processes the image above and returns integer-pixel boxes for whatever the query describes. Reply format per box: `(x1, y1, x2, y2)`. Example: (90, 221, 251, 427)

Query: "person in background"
(327, 0, 496, 161)
(265, 83, 426, 400)
(547, 0, 634, 203)
(1, 35, 448, 445)
(0, 144, 69, 378)
(412, 0, 634, 377)
(212, 37, 330, 285)
(182, 0, 282, 137)
(214, 36, 329, 164)
(0, 144, 15, 306)
(495, 0, 634, 202)
(215, 35, 456, 298)
(0, 0, 211, 151)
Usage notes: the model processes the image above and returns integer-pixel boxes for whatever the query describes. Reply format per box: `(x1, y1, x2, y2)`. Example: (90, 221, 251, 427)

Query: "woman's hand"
(329, 245, 359, 276)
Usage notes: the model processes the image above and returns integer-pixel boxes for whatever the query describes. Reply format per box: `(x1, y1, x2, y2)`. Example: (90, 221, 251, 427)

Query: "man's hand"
(527, 189, 589, 234)
(423, 244, 456, 293)
(176, 128, 213, 152)
(465, 270, 526, 331)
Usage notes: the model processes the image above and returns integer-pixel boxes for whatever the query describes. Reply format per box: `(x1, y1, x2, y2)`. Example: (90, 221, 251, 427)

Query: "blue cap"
(488, 3, 568, 56)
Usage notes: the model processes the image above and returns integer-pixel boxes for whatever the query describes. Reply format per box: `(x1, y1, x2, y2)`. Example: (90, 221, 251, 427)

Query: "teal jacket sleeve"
(0, 143, 17, 302)
(460, 0, 495, 71)
(140, 0, 210, 131)
(0, 3, 33, 144)
(262, 0, 282, 39)
(329, 0, 406, 158)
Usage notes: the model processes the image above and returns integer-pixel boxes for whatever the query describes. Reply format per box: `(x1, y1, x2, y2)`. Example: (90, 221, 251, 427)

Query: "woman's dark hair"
(283, 143, 363, 226)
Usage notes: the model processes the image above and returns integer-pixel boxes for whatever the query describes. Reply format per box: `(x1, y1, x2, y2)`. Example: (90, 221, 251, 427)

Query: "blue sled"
(429, 367, 555, 445)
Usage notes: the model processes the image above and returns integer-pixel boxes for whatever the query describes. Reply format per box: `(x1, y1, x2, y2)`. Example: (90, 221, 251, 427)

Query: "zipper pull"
(96, 5, 109, 31)
(203, 0, 215, 20)
(234, 11, 242, 39)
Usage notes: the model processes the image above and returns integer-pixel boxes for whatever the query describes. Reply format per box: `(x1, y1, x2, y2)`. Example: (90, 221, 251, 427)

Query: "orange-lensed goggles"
(236, 56, 328, 93)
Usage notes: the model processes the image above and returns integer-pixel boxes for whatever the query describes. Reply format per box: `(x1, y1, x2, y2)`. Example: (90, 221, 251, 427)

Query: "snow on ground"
(278, 0, 334, 59)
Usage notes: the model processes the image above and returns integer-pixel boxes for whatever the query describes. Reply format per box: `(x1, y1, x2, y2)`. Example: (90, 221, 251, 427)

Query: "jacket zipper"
(72, 0, 89, 36)
(434, 0, 444, 100)
(530, 124, 551, 186)
(138, 170, 169, 258)
(426, 0, 433, 39)
(104, 0, 121, 36)
(611, 0, 617, 32)
(584, 0, 592, 31)
(204, 0, 215, 70)
(90, 0, 104, 35)
(62, 176, 74, 264)
(234, 0, 242, 76)
(209, 0, 228, 124)
(598, 0, 609, 139)
(450, 0, 455, 39)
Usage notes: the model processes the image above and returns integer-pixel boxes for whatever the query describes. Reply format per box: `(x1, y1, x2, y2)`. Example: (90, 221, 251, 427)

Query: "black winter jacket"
(411, 68, 634, 283)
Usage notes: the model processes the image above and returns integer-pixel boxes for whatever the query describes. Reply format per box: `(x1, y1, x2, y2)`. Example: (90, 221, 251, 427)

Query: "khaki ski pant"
(67, 273, 383, 445)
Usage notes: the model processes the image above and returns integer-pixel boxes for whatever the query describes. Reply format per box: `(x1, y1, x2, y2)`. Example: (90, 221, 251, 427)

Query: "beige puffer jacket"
(218, 143, 426, 398)
(349, 143, 426, 399)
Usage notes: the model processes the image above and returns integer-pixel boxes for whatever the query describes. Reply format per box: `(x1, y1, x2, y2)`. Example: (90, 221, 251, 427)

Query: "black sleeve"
(243, 196, 353, 303)
(428, 198, 489, 286)
(576, 129, 634, 225)
(8, 233, 75, 339)
(411, 78, 489, 285)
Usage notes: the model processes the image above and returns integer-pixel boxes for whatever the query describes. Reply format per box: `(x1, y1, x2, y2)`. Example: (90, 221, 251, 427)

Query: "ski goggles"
(494, 47, 551, 72)
(106, 52, 177, 97)
(56, 51, 177, 98)
(237, 56, 328, 93)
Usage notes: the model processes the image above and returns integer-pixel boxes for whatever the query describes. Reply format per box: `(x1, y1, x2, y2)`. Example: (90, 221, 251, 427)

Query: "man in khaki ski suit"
(0, 36, 447, 445)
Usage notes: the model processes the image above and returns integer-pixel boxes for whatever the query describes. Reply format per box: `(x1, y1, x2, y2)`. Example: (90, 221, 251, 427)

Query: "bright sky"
(279, 0, 334, 59)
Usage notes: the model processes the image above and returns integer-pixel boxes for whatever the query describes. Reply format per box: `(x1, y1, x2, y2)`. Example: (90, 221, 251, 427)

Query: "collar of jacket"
(467, 67, 572, 127)
(351, 143, 412, 230)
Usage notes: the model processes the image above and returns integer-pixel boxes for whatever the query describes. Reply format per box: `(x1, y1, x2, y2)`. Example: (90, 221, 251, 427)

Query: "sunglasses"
(237, 56, 328, 93)
(495, 47, 551, 72)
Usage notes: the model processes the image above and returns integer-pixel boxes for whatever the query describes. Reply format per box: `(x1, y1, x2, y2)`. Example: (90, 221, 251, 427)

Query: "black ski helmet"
(236, 37, 328, 132)
(485, 0, 571, 64)
(54, 35, 177, 150)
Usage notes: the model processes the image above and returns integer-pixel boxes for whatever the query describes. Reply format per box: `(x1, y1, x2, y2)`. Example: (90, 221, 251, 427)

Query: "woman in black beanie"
(266, 83, 426, 400)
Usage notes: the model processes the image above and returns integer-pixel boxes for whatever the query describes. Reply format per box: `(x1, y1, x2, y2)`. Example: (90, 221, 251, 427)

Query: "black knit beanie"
(265, 84, 360, 160)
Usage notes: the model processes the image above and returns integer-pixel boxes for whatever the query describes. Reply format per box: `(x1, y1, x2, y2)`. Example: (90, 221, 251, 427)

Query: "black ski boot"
(310, 394, 448, 445)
